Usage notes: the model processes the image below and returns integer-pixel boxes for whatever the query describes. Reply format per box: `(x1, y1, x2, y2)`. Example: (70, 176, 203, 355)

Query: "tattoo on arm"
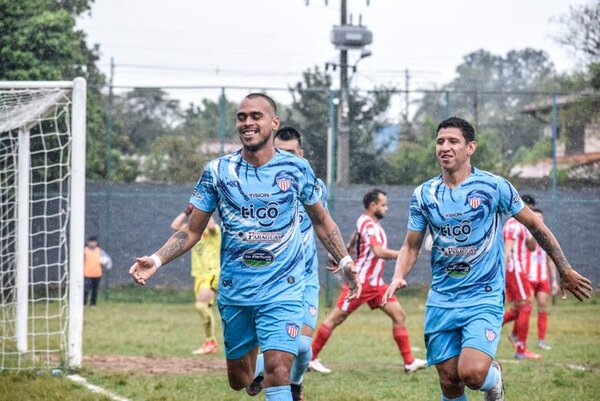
(320, 226, 348, 262)
(156, 231, 189, 264)
(529, 227, 569, 275)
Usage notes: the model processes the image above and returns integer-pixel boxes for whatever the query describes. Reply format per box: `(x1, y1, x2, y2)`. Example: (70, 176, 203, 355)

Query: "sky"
(77, 0, 589, 111)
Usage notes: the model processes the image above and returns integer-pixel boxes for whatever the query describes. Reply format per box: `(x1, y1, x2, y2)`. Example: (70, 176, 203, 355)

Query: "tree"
(554, 0, 600, 63)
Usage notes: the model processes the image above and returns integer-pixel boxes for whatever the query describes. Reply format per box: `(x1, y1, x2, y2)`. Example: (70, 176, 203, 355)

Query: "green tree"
(554, 0, 600, 63)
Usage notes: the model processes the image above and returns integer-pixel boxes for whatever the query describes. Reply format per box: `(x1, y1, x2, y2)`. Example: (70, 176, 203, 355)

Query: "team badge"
(277, 177, 291, 191)
(468, 196, 481, 209)
(309, 305, 317, 317)
(485, 328, 496, 342)
(287, 323, 300, 338)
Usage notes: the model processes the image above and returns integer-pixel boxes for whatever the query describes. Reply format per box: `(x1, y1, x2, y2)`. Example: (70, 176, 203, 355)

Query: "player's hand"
(551, 280, 559, 296)
(343, 262, 361, 300)
(381, 276, 407, 306)
(326, 254, 340, 273)
(559, 267, 592, 302)
(129, 256, 159, 286)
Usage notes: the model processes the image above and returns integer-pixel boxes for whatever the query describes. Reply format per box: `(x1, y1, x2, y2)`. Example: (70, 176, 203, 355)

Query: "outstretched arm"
(305, 201, 361, 300)
(381, 230, 425, 306)
(514, 207, 592, 301)
(130, 208, 212, 285)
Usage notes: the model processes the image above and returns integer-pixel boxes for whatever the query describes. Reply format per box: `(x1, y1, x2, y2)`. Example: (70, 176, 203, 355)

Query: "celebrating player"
(171, 208, 221, 355)
(308, 189, 427, 375)
(129, 93, 360, 401)
(246, 126, 329, 400)
(382, 117, 592, 401)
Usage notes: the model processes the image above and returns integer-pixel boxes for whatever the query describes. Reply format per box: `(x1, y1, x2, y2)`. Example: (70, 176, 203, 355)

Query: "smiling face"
(436, 127, 477, 173)
(236, 96, 280, 152)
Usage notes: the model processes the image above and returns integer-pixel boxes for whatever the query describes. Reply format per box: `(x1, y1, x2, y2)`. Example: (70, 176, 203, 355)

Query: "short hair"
(87, 236, 98, 242)
(274, 126, 302, 147)
(244, 93, 277, 114)
(521, 194, 536, 207)
(437, 117, 475, 143)
(363, 188, 386, 210)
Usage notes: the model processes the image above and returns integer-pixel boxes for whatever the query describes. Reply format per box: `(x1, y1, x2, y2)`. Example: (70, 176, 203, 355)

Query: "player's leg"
(90, 277, 100, 306)
(534, 283, 551, 350)
(503, 270, 521, 347)
(192, 275, 218, 354)
(435, 357, 467, 400)
(83, 277, 91, 305)
(513, 273, 540, 359)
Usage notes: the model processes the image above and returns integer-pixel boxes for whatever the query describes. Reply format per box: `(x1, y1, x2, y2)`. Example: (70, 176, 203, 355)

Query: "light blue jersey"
(408, 167, 524, 308)
(189, 149, 322, 306)
(300, 177, 328, 287)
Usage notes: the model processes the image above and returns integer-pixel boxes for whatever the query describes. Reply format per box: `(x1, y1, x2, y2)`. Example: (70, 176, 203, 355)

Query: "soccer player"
(246, 126, 329, 400)
(382, 117, 592, 401)
(171, 208, 221, 355)
(129, 93, 360, 401)
(502, 195, 542, 359)
(308, 189, 428, 375)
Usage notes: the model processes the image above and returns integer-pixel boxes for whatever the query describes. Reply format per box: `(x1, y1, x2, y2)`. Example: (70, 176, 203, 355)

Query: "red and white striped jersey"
(355, 213, 387, 286)
(527, 244, 549, 283)
(502, 217, 531, 274)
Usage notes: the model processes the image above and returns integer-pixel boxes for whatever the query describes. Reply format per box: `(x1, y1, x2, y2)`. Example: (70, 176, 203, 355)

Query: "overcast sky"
(77, 0, 589, 108)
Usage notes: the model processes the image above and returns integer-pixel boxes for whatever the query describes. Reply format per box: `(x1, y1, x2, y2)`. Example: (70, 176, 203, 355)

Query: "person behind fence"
(382, 116, 592, 401)
(171, 207, 221, 355)
(129, 93, 360, 401)
(83, 236, 112, 306)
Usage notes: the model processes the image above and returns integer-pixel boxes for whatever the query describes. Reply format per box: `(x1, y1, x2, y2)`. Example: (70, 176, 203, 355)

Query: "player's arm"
(548, 258, 559, 295)
(513, 207, 592, 301)
(305, 201, 361, 300)
(129, 208, 212, 286)
(382, 230, 425, 306)
(205, 216, 218, 234)
(504, 239, 515, 267)
(371, 245, 400, 260)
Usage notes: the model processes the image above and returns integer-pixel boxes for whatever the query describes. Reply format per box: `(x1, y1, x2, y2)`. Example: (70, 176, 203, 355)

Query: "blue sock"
(254, 353, 264, 378)
(441, 393, 468, 401)
(265, 385, 292, 401)
(290, 335, 313, 384)
(479, 362, 500, 392)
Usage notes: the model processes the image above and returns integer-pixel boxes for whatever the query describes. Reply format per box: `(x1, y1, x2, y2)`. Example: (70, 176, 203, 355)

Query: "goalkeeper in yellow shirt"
(171, 204, 221, 355)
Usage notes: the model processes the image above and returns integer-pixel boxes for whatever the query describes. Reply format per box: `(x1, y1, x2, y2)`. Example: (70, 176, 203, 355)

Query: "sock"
(442, 393, 468, 401)
(502, 308, 518, 325)
(311, 324, 333, 360)
(479, 362, 500, 392)
(538, 311, 548, 341)
(195, 302, 215, 340)
(254, 353, 265, 379)
(265, 385, 292, 401)
(290, 335, 312, 384)
(515, 303, 532, 354)
(393, 326, 415, 365)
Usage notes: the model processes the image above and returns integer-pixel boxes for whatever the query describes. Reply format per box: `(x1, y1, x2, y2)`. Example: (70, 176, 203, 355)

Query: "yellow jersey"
(191, 226, 221, 277)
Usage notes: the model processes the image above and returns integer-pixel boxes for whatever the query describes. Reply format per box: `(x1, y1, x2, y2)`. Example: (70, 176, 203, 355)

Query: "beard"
(374, 211, 385, 220)
(241, 132, 271, 152)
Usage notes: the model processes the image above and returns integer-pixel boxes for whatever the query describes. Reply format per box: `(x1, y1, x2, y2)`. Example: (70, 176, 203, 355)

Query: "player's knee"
(195, 302, 212, 318)
(227, 374, 250, 391)
(458, 364, 488, 389)
(438, 371, 462, 391)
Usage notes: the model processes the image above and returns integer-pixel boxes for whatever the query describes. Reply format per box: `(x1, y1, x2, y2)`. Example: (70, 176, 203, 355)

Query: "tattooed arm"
(305, 201, 361, 300)
(129, 208, 212, 285)
(514, 207, 592, 301)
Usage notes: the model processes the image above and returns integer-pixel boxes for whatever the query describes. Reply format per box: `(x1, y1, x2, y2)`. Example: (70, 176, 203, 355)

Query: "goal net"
(0, 78, 86, 371)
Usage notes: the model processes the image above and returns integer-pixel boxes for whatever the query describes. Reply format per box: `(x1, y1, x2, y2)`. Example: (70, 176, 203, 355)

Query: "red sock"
(311, 323, 333, 360)
(516, 303, 532, 354)
(503, 308, 519, 325)
(538, 311, 548, 341)
(393, 326, 415, 365)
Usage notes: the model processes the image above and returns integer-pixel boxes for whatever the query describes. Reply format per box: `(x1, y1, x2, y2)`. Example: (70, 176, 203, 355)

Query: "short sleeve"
(498, 178, 524, 216)
(189, 162, 218, 213)
(300, 162, 321, 206)
(407, 189, 427, 232)
(317, 178, 328, 209)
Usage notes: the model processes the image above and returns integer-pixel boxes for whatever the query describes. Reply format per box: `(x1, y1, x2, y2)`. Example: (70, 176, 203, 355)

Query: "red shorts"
(336, 283, 397, 314)
(505, 269, 532, 302)
(530, 279, 551, 295)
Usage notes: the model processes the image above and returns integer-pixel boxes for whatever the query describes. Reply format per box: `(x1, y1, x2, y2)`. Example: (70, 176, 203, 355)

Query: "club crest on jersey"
(287, 322, 300, 338)
(468, 196, 481, 209)
(277, 177, 291, 192)
(485, 328, 497, 342)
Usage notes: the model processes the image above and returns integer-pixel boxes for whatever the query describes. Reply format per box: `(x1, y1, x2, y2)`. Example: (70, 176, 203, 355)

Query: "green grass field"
(1, 286, 599, 401)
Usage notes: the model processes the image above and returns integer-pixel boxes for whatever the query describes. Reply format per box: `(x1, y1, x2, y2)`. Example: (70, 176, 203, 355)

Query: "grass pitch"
(1, 286, 599, 400)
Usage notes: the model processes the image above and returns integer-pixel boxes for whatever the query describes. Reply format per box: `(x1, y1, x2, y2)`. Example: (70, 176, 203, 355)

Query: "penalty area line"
(67, 374, 132, 401)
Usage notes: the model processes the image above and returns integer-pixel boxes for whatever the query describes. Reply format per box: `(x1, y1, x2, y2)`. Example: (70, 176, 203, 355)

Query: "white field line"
(67, 374, 132, 401)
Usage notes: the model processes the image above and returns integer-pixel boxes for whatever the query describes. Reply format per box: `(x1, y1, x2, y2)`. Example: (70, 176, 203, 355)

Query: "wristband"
(339, 255, 353, 271)
(150, 254, 163, 269)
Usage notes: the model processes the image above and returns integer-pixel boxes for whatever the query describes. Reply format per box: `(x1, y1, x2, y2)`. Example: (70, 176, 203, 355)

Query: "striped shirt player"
(503, 217, 534, 303)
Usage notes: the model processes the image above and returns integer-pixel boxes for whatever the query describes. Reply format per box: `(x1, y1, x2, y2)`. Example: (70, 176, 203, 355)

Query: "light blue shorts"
(219, 300, 303, 360)
(302, 283, 320, 330)
(424, 303, 503, 366)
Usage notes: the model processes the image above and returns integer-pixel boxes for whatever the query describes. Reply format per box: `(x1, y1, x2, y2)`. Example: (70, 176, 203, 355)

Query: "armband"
(150, 254, 163, 269)
(339, 255, 353, 271)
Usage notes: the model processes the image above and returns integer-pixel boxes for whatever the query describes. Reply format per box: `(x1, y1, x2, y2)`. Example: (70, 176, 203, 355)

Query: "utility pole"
(404, 68, 410, 121)
(337, 0, 350, 185)
(103, 57, 115, 301)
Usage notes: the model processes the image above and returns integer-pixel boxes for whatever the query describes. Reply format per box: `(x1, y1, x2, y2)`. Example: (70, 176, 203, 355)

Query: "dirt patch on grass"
(84, 355, 227, 375)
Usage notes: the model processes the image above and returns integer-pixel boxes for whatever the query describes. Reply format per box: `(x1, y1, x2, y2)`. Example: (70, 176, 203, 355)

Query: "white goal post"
(0, 78, 86, 370)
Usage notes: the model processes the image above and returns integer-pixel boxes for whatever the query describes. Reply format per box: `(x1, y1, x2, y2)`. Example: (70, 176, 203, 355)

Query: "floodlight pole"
(336, 0, 350, 186)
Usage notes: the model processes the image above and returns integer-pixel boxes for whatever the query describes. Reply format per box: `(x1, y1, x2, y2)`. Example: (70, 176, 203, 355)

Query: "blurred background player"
(308, 189, 427, 375)
(171, 206, 221, 355)
(83, 236, 112, 306)
(502, 194, 542, 359)
(383, 117, 592, 401)
(247, 126, 329, 401)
